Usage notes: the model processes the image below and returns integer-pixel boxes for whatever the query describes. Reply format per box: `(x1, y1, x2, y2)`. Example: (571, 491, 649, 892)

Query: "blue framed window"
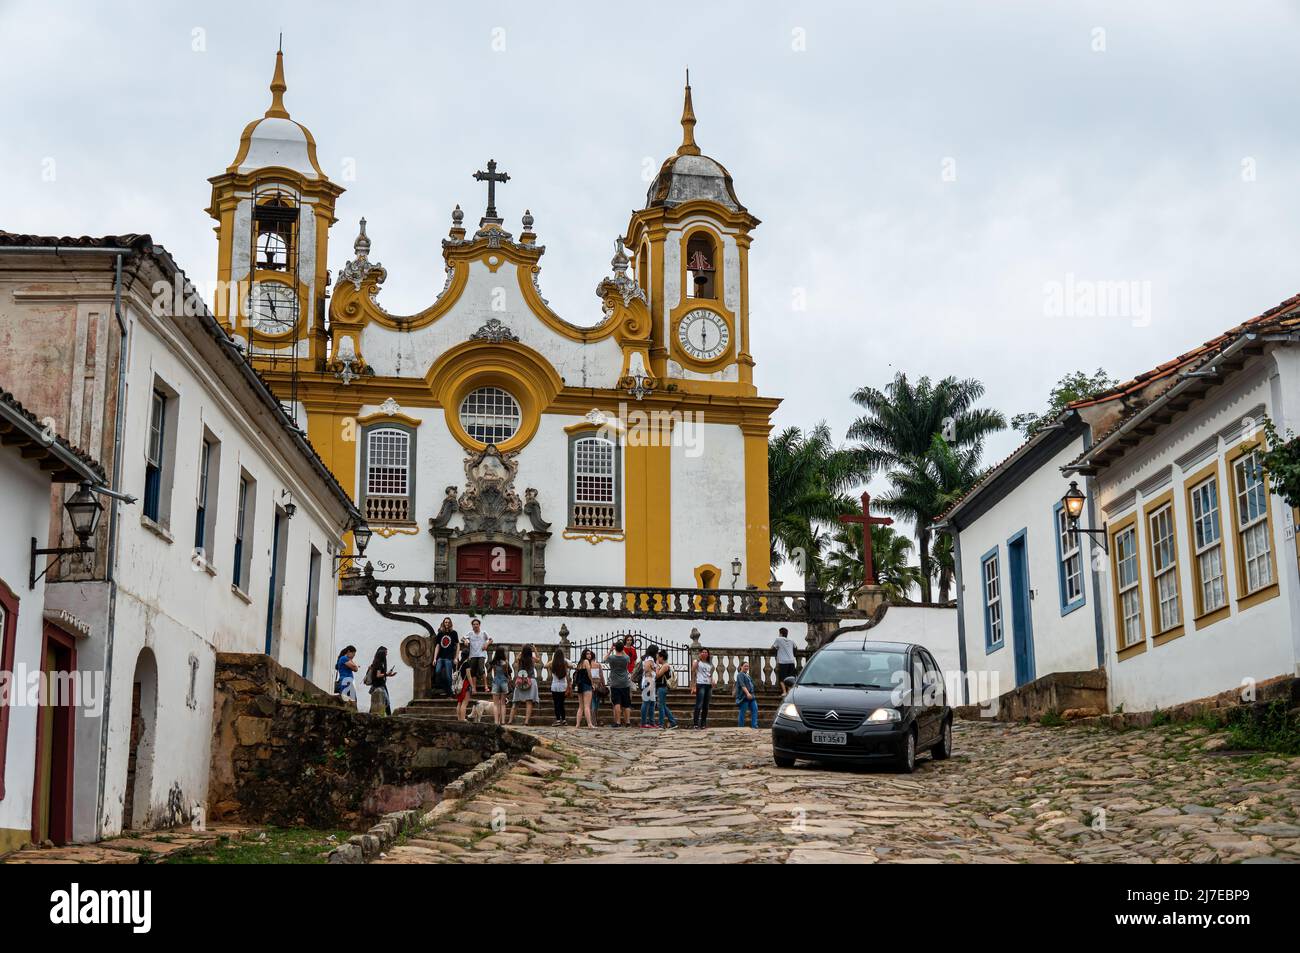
(980, 547, 1003, 651)
(143, 389, 167, 521)
(1053, 502, 1087, 616)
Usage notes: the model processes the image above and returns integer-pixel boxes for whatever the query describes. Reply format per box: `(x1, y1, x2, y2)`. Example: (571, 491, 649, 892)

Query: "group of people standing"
(334, 619, 804, 728)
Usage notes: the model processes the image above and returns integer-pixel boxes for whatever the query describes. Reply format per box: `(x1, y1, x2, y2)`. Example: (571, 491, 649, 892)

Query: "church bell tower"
(206, 48, 343, 372)
(625, 73, 761, 395)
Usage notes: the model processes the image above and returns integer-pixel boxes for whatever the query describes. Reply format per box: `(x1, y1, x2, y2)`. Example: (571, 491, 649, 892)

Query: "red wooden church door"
(456, 542, 522, 607)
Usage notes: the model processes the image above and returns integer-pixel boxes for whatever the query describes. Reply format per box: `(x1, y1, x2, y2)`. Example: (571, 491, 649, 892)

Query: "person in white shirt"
(691, 649, 717, 729)
(772, 627, 798, 686)
(464, 618, 492, 692)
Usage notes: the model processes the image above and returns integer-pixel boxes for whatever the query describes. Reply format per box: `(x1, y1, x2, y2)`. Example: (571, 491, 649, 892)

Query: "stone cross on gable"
(473, 159, 510, 226)
(838, 491, 894, 586)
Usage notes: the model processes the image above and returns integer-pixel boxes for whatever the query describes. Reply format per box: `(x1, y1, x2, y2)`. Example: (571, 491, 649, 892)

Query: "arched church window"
(568, 433, 621, 531)
(362, 425, 415, 523)
(685, 233, 717, 300)
(459, 387, 521, 445)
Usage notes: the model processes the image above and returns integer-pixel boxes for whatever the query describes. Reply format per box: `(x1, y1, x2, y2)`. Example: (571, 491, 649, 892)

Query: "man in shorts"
(604, 639, 632, 727)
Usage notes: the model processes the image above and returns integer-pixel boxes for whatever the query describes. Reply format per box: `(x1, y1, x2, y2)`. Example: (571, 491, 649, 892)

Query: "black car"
(771, 637, 952, 773)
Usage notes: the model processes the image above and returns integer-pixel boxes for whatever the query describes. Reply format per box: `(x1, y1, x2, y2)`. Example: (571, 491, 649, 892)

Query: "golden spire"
(676, 68, 700, 157)
(265, 47, 290, 119)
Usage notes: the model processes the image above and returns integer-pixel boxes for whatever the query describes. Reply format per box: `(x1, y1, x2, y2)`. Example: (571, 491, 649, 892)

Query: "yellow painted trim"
(623, 417, 671, 588)
(0, 827, 30, 856)
(1194, 604, 1232, 631)
(329, 259, 469, 334)
(1181, 460, 1227, 628)
(1117, 641, 1148, 662)
(693, 562, 722, 612)
(1142, 489, 1185, 639)
(425, 339, 564, 454)
(562, 530, 625, 545)
(1225, 434, 1281, 604)
(373, 524, 420, 538)
(1108, 510, 1146, 658)
(669, 224, 737, 371)
(1152, 625, 1186, 647)
(743, 421, 772, 587)
(1237, 582, 1280, 612)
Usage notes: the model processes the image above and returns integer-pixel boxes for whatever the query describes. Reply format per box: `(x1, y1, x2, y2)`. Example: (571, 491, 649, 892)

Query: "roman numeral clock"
(676, 307, 730, 361)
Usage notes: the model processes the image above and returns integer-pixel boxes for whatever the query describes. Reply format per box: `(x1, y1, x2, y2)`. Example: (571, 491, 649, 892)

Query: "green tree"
(768, 423, 863, 590)
(848, 374, 1005, 601)
(1010, 368, 1118, 437)
(1261, 416, 1300, 508)
(820, 522, 922, 606)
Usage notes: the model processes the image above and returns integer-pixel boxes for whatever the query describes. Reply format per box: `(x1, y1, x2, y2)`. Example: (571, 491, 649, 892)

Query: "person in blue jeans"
(654, 650, 678, 729)
(735, 660, 759, 728)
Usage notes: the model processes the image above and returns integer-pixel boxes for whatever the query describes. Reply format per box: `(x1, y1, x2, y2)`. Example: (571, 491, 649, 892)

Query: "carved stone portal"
(427, 445, 551, 584)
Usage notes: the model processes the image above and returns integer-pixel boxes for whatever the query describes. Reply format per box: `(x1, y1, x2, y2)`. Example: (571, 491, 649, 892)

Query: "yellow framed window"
(1146, 501, 1181, 634)
(1188, 473, 1226, 615)
(1231, 449, 1274, 595)
(1113, 523, 1143, 649)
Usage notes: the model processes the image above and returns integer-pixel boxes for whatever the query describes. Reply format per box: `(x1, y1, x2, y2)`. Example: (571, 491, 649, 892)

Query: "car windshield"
(798, 648, 906, 690)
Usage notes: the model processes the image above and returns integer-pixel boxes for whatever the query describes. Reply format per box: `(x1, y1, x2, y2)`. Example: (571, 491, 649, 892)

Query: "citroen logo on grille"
(825, 710, 840, 721)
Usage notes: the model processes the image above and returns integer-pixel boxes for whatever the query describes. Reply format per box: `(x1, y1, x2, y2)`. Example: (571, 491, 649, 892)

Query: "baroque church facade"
(207, 53, 780, 601)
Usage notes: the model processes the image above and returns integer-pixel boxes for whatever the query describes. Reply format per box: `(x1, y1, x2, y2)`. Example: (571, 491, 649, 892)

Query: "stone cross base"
(851, 583, 890, 615)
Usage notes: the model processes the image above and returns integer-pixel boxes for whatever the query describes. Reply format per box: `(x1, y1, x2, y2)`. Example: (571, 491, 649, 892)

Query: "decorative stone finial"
(266, 50, 290, 119)
(522, 208, 534, 230)
(452, 204, 464, 226)
(610, 238, 629, 276)
(677, 68, 700, 157)
(353, 217, 370, 258)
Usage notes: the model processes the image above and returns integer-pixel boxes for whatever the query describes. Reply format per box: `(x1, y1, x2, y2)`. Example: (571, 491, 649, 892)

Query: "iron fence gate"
(565, 629, 693, 685)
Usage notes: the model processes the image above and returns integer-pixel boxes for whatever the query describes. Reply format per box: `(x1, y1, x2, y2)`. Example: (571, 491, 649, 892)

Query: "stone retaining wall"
(956, 668, 1107, 722)
(209, 653, 535, 829)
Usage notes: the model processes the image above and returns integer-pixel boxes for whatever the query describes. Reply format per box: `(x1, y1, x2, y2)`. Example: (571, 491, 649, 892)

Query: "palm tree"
(849, 374, 1005, 601)
(768, 423, 863, 591)
(820, 522, 922, 606)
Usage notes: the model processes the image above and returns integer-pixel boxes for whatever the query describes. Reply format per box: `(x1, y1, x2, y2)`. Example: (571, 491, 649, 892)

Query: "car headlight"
(780, 702, 800, 720)
(867, 708, 901, 723)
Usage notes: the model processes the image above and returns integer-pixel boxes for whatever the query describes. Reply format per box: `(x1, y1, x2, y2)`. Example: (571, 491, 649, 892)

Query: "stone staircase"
(396, 688, 787, 729)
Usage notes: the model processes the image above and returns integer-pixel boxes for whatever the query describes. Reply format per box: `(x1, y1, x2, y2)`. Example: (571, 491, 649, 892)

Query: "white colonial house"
(0, 389, 104, 854)
(944, 297, 1300, 712)
(939, 413, 1104, 705)
(0, 231, 360, 843)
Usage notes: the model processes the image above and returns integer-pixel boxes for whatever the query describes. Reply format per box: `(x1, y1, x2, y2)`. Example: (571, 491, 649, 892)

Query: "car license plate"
(811, 731, 846, 745)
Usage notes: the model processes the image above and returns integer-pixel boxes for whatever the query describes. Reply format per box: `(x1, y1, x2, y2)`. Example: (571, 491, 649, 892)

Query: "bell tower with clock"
(207, 48, 343, 373)
(625, 73, 761, 395)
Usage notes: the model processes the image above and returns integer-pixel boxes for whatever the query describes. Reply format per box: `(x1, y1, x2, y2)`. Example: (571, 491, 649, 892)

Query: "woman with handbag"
(550, 650, 571, 726)
(510, 644, 540, 726)
(574, 649, 597, 728)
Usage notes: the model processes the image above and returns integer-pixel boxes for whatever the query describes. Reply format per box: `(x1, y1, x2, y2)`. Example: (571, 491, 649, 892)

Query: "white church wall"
(358, 258, 625, 387)
(861, 606, 962, 683)
(670, 423, 747, 588)
(0, 449, 56, 848)
(1098, 365, 1299, 713)
(954, 435, 1100, 697)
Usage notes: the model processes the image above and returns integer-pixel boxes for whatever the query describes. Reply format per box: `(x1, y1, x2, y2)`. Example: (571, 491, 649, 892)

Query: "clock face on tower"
(248, 281, 297, 334)
(676, 308, 730, 362)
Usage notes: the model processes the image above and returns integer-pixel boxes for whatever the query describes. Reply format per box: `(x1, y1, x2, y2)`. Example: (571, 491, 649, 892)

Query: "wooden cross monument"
(839, 491, 893, 586)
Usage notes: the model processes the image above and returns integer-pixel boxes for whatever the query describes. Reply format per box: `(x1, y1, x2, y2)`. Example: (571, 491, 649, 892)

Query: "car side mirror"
(782, 676, 796, 690)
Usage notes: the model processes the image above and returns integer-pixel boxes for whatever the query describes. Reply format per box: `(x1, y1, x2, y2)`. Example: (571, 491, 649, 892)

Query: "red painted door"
(456, 543, 522, 608)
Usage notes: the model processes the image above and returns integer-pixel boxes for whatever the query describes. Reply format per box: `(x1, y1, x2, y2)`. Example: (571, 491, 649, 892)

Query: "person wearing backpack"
(365, 647, 397, 716)
(655, 650, 679, 729)
(510, 644, 540, 726)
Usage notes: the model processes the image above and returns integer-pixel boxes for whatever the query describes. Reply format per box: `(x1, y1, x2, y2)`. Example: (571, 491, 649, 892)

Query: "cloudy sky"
(4, 0, 1300, 520)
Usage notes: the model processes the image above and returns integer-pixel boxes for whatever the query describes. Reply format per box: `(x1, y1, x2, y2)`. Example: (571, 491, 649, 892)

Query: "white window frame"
(1233, 450, 1273, 595)
(1189, 475, 1226, 615)
(459, 386, 521, 445)
(1114, 525, 1143, 648)
(1147, 503, 1181, 633)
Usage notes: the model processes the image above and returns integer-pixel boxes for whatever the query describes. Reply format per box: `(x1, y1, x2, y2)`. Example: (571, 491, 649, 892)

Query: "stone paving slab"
(371, 722, 1300, 864)
(2, 825, 259, 864)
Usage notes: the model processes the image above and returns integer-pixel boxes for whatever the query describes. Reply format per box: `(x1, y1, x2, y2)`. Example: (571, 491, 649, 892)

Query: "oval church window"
(459, 386, 521, 445)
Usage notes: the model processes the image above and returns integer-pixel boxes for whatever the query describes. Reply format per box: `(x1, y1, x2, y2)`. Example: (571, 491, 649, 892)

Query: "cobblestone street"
(376, 722, 1300, 864)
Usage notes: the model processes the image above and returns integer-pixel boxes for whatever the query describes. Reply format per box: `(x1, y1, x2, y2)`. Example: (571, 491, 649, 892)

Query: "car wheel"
(896, 728, 916, 774)
(773, 752, 796, 769)
(931, 717, 952, 760)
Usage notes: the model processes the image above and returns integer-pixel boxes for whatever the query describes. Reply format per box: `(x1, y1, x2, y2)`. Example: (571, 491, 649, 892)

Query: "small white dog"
(467, 700, 495, 723)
